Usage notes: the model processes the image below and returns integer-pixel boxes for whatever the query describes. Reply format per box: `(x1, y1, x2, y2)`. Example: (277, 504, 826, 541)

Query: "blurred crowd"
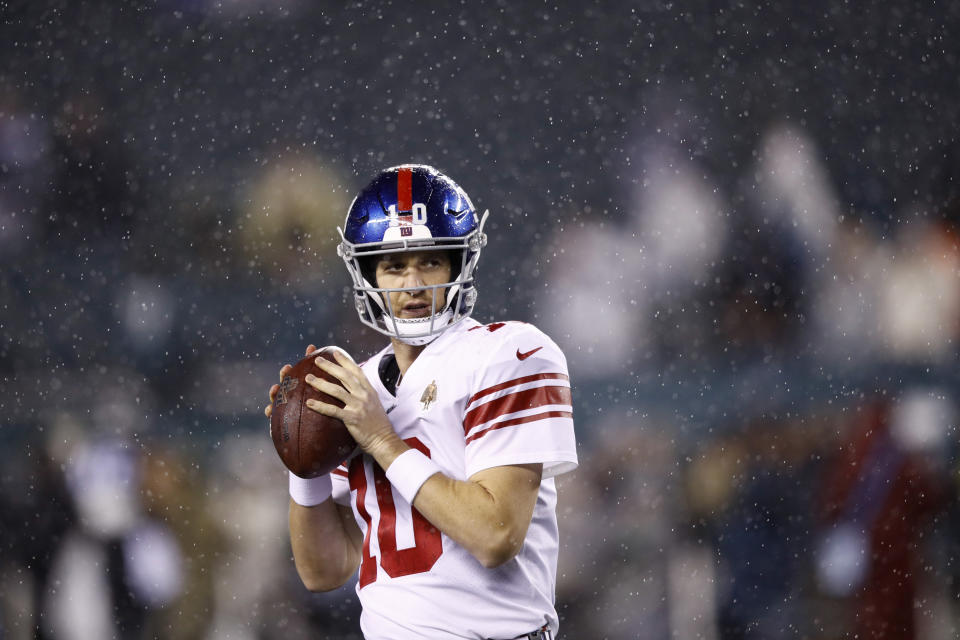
(4, 80, 960, 639)
(544, 122, 960, 639)
(4, 3, 960, 639)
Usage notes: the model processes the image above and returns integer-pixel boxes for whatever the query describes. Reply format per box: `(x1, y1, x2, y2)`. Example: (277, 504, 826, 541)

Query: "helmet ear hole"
(448, 249, 464, 280)
(359, 255, 378, 287)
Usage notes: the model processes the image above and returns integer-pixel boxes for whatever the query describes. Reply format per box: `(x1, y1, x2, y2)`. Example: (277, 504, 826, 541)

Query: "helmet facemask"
(337, 211, 487, 345)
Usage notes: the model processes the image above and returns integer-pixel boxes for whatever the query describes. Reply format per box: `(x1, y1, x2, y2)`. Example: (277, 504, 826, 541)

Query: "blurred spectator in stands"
(536, 218, 648, 382)
(556, 412, 676, 638)
(814, 152, 960, 369)
(745, 125, 891, 368)
(200, 425, 363, 640)
(538, 117, 728, 381)
(44, 406, 185, 640)
(219, 153, 372, 406)
(713, 218, 807, 361)
(139, 442, 221, 640)
(751, 124, 842, 266)
(877, 217, 960, 363)
(633, 139, 729, 364)
(810, 216, 887, 367)
(117, 273, 178, 362)
(815, 391, 952, 639)
(746, 124, 843, 360)
(238, 150, 349, 289)
(713, 124, 841, 363)
(686, 416, 825, 640)
(0, 430, 75, 640)
(206, 434, 307, 639)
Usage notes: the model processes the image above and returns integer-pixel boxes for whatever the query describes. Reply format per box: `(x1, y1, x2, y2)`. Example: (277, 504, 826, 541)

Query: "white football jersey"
(330, 318, 578, 639)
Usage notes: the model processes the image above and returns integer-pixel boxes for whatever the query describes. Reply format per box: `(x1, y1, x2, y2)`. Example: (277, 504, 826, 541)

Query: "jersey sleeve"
(463, 323, 578, 479)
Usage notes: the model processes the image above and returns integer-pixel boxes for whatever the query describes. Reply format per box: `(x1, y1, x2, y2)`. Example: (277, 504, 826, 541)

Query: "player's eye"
(380, 260, 403, 272)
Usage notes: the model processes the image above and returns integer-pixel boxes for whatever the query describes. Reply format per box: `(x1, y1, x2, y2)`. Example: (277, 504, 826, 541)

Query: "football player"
(265, 165, 578, 639)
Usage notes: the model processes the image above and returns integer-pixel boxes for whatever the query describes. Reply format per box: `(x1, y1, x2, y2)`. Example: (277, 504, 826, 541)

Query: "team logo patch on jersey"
(420, 380, 438, 411)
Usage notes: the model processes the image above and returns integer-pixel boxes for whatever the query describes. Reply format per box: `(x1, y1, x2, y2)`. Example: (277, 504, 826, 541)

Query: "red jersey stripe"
(467, 372, 569, 406)
(348, 457, 378, 587)
(464, 410, 574, 445)
(464, 385, 572, 435)
(332, 467, 349, 478)
(397, 166, 413, 212)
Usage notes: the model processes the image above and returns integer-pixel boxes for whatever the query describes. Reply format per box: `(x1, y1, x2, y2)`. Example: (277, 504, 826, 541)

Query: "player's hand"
(303, 350, 397, 455)
(264, 344, 318, 418)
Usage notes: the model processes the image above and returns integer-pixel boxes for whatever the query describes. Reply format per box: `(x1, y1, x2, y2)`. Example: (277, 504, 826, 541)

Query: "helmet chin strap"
(390, 309, 454, 346)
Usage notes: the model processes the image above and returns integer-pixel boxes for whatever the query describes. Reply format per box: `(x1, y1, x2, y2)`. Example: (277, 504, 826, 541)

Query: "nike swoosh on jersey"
(516, 346, 543, 360)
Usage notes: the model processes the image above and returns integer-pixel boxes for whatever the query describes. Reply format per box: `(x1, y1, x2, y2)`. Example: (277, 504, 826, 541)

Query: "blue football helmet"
(337, 164, 488, 345)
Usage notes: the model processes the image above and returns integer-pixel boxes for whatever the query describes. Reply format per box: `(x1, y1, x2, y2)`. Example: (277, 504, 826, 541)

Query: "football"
(270, 346, 358, 478)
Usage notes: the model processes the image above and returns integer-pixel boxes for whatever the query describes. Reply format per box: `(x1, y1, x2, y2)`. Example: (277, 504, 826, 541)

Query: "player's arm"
(288, 500, 362, 591)
(266, 347, 362, 592)
(306, 351, 542, 568)
(413, 463, 542, 568)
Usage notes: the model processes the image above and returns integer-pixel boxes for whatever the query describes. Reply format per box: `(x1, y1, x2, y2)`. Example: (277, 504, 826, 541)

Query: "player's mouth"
(400, 301, 432, 318)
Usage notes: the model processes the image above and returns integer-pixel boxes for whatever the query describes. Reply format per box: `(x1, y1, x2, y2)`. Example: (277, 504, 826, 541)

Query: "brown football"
(270, 346, 358, 478)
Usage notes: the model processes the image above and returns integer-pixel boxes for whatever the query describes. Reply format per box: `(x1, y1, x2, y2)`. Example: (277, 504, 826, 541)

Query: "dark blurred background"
(2, 1, 960, 638)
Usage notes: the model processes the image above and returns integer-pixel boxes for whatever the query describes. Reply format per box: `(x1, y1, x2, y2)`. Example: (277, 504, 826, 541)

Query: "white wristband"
(385, 449, 441, 504)
(288, 472, 333, 507)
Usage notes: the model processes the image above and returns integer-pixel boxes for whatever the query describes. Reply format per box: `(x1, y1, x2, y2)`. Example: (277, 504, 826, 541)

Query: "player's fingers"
(269, 383, 280, 402)
(264, 404, 273, 418)
(305, 374, 349, 402)
(278, 364, 292, 382)
(321, 351, 367, 388)
(305, 397, 343, 420)
(332, 350, 363, 376)
(305, 344, 317, 356)
(330, 347, 356, 363)
(314, 357, 355, 388)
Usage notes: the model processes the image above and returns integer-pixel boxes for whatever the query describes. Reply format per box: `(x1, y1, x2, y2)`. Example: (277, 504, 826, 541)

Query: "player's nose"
(400, 267, 427, 289)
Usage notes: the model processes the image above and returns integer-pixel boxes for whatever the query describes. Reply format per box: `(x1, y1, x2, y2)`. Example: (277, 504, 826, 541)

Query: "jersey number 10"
(348, 437, 442, 588)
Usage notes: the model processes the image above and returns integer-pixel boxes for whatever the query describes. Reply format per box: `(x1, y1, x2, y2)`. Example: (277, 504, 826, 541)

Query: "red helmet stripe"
(397, 167, 413, 212)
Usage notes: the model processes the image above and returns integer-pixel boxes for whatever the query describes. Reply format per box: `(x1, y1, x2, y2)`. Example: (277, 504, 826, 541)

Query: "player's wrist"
(385, 449, 442, 504)
(288, 471, 333, 507)
(359, 427, 407, 464)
